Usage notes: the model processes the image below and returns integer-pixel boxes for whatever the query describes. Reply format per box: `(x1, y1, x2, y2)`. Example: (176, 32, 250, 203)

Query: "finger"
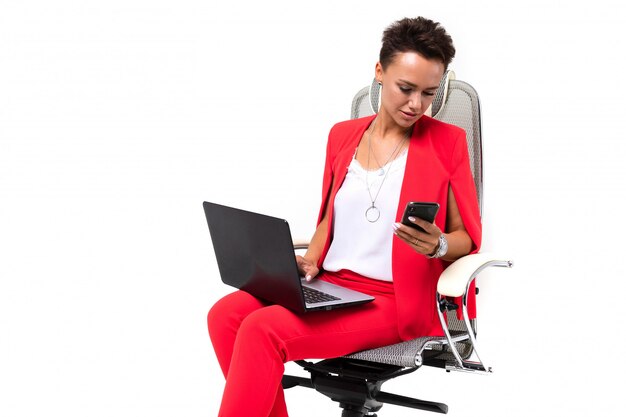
(296, 255, 314, 268)
(398, 226, 436, 250)
(296, 256, 311, 277)
(393, 223, 435, 254)
(394, 226, 423, 248)
(305, 266, 319, 282)
(394, 227, 416, 244)
(393, 222, 422, 242)
(296, 255, 318, 281)
(394, 221, 432, 239)
(407, 216, 439, 235)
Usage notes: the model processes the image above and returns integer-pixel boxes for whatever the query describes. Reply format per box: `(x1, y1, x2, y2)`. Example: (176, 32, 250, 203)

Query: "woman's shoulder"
(326, 115, 375, 152)
(417, 116, 467, 155)
(329, 115, 375, 136)
(419, 115, 465, 137)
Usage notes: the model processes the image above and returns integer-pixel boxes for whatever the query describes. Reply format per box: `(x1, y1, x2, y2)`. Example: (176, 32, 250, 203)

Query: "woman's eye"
(399, 86, 412, 93)
(423, 91, 435, 97)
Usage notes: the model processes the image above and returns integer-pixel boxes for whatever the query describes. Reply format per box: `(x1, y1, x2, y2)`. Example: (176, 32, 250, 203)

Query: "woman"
(208, 16, 481, 417)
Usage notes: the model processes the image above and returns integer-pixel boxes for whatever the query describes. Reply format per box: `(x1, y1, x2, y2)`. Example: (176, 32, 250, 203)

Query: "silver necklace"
(364, 119, 409, 223)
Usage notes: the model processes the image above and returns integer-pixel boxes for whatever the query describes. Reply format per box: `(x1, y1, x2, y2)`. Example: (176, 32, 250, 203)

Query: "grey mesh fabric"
(368, 78, 381, 115)
(345, 74, 483, 369)
(345, 336, 444, 368)
(430, 74, 448, 116)
(350, 86, 373, 120)
(346, 316, 477, 366)
(433, 80, 483, 214)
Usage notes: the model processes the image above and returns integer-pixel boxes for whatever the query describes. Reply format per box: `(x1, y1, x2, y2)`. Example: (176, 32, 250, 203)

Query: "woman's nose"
(408, 93, 422, 112)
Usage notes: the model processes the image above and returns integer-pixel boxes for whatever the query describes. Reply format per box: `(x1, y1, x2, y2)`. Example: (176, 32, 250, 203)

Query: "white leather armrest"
(437, 252, 513, 297)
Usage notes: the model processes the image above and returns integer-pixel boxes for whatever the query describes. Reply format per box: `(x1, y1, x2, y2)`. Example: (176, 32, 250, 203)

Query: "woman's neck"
(372, 111, 413, 141)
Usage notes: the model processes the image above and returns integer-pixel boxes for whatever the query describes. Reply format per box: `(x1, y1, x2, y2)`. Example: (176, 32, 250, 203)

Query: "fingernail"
(393, 223, 400, 230)
(305, 275, 312, 281)
(408, 216, 416, 222)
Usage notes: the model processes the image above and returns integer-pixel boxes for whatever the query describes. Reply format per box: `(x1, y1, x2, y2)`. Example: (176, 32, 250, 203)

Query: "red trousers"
(207, 270, 402, 417)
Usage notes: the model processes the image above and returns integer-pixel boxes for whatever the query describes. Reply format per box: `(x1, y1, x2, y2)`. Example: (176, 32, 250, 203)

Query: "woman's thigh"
(236, 291, 401, 361)
(208, 290, 268, 333)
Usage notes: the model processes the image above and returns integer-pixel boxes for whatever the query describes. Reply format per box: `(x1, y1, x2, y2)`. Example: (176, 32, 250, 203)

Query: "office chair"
(282, 71, 513, 416)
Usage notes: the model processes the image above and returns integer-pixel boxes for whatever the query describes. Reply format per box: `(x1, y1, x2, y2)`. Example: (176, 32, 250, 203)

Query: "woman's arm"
(439, 185, 473, 261)
(296, 193, 332, 281)
(393, 186, 473, 262)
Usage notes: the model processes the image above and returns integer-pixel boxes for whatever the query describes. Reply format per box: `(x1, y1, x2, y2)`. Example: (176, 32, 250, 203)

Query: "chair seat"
(344, 336, 448, 368)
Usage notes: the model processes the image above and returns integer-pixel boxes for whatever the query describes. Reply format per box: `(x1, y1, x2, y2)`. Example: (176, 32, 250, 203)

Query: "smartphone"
(401, 202, 440, 233)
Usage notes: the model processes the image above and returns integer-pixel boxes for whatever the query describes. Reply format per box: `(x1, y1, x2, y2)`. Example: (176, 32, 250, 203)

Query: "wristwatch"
(429, 234, 448, 259)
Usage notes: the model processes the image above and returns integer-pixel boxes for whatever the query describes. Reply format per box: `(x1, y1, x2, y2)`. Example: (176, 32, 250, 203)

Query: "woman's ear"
(375, 62, 384, 85)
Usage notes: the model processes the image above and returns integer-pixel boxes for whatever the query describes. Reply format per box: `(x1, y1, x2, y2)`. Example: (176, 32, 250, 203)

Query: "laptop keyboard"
(302, 286, 341, 304)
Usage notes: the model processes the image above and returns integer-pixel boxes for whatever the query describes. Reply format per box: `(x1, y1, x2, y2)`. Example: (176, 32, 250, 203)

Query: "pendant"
(377, 168, 385, 176)
(365, 205, 381, 223)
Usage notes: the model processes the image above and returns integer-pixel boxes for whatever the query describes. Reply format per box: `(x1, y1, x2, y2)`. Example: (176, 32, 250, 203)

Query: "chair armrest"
(435, 252, 513, 374)
(293, 239, 310, 251)
(437, 252, 514, 298)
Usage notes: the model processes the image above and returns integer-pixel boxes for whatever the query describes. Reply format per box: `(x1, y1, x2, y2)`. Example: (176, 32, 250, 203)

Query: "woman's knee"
(207, 291, 264, 336)
(207, 296, 228, 336)
(235, 306, 292, 359)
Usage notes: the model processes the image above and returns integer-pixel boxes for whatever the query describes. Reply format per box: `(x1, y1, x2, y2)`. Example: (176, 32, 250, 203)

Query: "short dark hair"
(379, 17, 456, 71)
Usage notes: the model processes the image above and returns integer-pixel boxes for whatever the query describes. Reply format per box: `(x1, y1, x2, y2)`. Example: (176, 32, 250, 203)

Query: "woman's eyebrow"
(398, 79, 439, 90)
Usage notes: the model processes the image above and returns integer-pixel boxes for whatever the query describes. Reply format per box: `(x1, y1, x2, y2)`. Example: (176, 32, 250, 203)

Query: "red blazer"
(317, 114, 482, 340)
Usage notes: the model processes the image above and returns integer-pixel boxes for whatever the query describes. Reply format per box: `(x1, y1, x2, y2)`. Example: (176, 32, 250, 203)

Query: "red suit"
(318, 114, 482, 338)
(208, 115, 482, 417)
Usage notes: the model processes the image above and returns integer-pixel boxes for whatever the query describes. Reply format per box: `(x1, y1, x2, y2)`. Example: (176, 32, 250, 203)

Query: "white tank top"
(322, 150, 407, 281)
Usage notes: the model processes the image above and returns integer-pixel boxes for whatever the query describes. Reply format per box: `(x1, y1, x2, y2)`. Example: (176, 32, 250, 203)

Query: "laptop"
(203, 201, 375, 313)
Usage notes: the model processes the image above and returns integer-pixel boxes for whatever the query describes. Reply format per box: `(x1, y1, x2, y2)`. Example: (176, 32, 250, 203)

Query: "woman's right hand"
(296, 255, 319, 282)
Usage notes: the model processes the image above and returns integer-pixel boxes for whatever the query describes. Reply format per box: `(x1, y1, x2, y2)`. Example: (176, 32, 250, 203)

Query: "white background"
(1, 1, 625, 416)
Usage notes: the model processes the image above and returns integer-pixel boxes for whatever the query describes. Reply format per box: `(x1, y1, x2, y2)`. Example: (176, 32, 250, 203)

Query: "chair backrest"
(350, 72, 484, 362)
(350, 71, 484, 215)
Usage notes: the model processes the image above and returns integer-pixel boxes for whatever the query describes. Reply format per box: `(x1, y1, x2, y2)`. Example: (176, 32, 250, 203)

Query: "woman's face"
(375, 52, 445, 128)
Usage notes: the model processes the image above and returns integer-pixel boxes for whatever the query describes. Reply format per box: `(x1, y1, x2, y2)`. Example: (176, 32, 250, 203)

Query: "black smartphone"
(401, 202, 440, 233)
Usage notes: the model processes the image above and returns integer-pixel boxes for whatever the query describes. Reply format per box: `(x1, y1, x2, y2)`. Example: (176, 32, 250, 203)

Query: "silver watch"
(429, 234, 448, 259)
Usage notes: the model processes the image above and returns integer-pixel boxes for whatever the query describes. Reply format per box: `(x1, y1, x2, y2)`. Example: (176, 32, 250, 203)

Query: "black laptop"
(203, 202, 375, 313)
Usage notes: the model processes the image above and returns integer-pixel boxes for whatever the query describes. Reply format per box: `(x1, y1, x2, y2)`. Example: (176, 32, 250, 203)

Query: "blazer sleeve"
(317, 125, 336, 225)
(449, 130, 482, 319)
(450, 130, 482, 252)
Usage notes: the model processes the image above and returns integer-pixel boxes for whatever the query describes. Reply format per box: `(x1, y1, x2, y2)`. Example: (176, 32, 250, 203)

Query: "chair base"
(283, 358, 448, 416)
(340, 407, 378, 417)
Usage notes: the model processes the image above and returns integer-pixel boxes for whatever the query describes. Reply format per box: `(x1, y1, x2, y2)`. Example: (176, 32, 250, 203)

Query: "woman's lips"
(400, 110, 418, 119)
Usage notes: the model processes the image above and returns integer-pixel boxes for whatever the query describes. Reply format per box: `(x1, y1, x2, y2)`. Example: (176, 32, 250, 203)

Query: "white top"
(322, 149, 407, 281)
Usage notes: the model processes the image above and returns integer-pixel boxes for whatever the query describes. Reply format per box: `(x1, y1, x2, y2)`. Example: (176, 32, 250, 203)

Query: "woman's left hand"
(393, 217, 442, 257)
